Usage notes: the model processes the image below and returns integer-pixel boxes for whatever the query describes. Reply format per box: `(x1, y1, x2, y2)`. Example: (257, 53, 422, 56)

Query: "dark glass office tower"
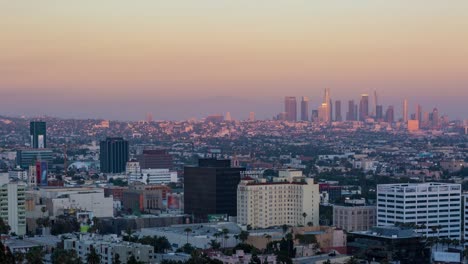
(100, 137, 129, 173)
(30, 121, 46, 148)
(184, 159, 245, 222)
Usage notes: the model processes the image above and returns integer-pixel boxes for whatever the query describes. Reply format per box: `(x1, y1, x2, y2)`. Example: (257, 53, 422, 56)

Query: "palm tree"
(86, 246, 100, 264)
(302, 212, 307, 226)
(208, 239, 221, 250)
(222, 228, 229, 248)
(239, 230, 249, 244)
(184, 228, 192, 244)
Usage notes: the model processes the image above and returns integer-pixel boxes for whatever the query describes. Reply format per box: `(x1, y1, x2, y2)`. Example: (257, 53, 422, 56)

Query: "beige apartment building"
(237, 170, 319, 229)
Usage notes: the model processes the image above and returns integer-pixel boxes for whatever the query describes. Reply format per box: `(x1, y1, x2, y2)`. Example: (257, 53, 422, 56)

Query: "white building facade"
(0, 182, 26, 235)
(237, 170, 320, 229)
(377, 183, 461, 239)
(128, 169, 177, 185)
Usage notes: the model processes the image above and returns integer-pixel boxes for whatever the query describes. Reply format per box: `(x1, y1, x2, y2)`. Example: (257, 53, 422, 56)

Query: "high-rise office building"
(322, 88, 331, 123)
(30, 121, 46, 149)
(335, 100, 342, 121)
(403, 99, 409, 122)
(184, 159, 245, 222)
(237, 170, 319, 229)
(248, 112, 255, 122)
(0, 182, 26, 235)
(300, 96, 309, 121)
(373, 90, 378, 117)
(416, 104, 422, 123)
(385, 106, 394, 123)
(359, 94, 369, 121)
(377, 183, 461, 239)
(432, 108, 439, 128)
(318, 103, 328, 123)
(347, 100, 355, 121)
(376, 105, 383, 120)
(16, 149, 53, 169)
(311, 110, 319, 123)
(284, 96, 297, 122)
(100, 137, 129, 174)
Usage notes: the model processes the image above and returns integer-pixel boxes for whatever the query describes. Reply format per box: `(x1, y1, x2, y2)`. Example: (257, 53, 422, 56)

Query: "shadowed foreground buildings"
(348, 226, 428, 264)
(184, 159, 245, 222)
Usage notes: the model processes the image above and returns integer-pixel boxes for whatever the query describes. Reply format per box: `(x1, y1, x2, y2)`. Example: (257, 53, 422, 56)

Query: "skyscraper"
(137, 149, 174, 170)
(376, 105, 383, 120)
(373, 90, 378, 117)
(318, 103, 328, 123)
(100, 137, 129, 173)
(432, 108, 439, 128)
(284, 96, 297, 122)
(385, 106, 394, 123)
(416, 104, 422, 123)
(300, 96, 309, 121)
(184, 159, 245, 222)
(323, 88, 331, 123)
(347, 100, 355, 121)
(30, 121, 46, 149)
(403, 99, 409, 122)
(359, 94, 369, 121)
(335, 100, 342, 121)
(248, 112, 255, 122)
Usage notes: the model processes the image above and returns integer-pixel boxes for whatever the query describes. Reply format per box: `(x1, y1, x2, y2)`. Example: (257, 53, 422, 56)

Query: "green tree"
(112, 253, 121, 264)
(51, 249, 81, 264)
(345, 256, 359, 264)
(209, 239, 221, 250)
(239, 231, 250, 243)
(0, 218, 10, 234)
(127, 255, 144, 264)
(184, 228, 192, 244)
(14, 251, 25, 264)
(26, 247, 45, 264)
(86, 246, 100, 264)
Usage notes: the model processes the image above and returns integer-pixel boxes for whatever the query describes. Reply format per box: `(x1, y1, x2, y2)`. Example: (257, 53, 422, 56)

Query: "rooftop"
(351, 226, 420, 239)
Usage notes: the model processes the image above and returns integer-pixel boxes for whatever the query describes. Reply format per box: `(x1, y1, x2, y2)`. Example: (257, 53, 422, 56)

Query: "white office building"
(38, 187, 114, 218)
(237, 170, 320, 229)
(0, 182, 26, 235)
(377, 183, 461, 239)
(128, 169, 177, 185)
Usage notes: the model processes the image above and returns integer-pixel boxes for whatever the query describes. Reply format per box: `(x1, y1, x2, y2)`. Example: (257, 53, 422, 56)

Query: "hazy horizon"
(1, 1, 467, 120)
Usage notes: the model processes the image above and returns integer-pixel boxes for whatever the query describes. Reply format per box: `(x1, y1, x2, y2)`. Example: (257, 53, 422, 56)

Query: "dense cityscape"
(2, 1, 468, 264)
(0, 89, 466, 264)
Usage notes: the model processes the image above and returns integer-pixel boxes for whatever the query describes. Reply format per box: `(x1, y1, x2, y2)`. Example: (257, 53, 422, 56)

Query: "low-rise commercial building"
(64, 234, 154, 264)
(333, 199, 376, 232)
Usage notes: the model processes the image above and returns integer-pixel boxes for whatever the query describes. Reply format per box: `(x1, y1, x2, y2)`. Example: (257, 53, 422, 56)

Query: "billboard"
(36, 161, 48, 186)
(207, 214, 228, 223)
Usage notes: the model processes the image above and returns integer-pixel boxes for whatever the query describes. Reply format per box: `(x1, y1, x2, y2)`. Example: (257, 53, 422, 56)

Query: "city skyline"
(1, 1, 468, 120)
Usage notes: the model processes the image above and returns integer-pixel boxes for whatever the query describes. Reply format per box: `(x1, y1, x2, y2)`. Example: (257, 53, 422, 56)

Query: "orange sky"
(1, 1, 467, 119)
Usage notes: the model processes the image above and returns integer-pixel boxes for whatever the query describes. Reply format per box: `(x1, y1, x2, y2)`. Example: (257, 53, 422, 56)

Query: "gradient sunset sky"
(1, 1, 467, 120)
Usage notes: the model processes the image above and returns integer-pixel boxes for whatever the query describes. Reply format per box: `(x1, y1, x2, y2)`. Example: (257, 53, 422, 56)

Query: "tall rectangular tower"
(100, 137, 129, 173)
(184, 159, 245, 222)
(359, 94, 369, 121)
(284, 96, 297, 122)
(335, 100, 342, 121)
(30, 121, 46, 149)
(300, 96, 309, 121)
